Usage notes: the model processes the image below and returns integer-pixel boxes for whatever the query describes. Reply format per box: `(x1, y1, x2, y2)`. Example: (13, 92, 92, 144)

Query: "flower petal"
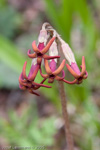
(32, 41, 41, 53)
(40, 68, 49, 78)
(19, 84, 26, 90)
(80, 56, 86, 76)
(27, 49, 36, 58)
(41, 37, 55, 54)
(83, 71, 88, 79)
(66, 64, 80, 79)
(19, 73, 27, 86)
(22, 61, 28, 80)
(28, 89, 40, 96)
(55, 70, 65, 80)
(71, 62, 81, 75)
(32, 79, 52, 88)
(44, 59, 52, 75)
(53, 59, 65, 75)
(63, 78, 77, 84)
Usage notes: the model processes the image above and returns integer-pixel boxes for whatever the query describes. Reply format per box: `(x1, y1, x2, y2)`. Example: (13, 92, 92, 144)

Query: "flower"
(61, 41, 88, 84)
(19, 58, 51, 96)
(40, 41, 65, 83)
(65, 56, 88, 84)
(27, 30, 60, 65)
(19, 23, 88, 96)
(41, 59, 65, 83)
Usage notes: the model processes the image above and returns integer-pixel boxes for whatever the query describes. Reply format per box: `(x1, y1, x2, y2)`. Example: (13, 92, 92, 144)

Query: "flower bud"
(38, 29, 48, 45)
(49, 41, 58, 62)
(61, 42, 76, 65)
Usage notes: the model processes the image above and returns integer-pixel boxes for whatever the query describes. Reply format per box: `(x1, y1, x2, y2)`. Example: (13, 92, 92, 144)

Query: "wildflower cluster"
(19, 23, 88, 96)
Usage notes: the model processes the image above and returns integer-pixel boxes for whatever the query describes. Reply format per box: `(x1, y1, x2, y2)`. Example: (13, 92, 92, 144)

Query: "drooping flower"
(40, 41, 65, 83)
(19, 58, 51, 96)
(65, 56, 88, 84)
(27, 30, 60, 65)
(61, 41, 88, 84)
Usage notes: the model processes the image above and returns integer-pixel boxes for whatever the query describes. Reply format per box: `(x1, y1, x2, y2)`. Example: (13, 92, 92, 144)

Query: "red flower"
(63, 56, 88, 84)
(19, 24, 88, 96)
(27, 37, 60, 65)
(19, 60, 51, 96)
(40, 59, 65, 83)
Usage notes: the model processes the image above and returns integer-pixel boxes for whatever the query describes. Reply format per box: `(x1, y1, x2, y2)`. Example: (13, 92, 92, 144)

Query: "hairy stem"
(58, 81, 74, 150)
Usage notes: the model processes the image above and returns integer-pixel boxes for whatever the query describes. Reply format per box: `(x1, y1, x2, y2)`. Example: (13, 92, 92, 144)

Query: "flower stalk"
(58, 80, 74, 150)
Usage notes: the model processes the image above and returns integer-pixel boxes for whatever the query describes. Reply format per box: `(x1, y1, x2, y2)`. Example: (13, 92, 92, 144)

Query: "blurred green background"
(0, 0, 100, 150)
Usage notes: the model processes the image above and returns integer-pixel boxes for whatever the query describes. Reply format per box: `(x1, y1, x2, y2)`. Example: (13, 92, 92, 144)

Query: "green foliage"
(0, 0, 7, 8)
(77, 100, 100, 150)
(0, 35, 26, 73)
(0, 63, 19, 88)
(44, 0, 97, 49)
(0, 106, 57, 147)
(0, 6, 21, 39)
(44, 0, 73, 42)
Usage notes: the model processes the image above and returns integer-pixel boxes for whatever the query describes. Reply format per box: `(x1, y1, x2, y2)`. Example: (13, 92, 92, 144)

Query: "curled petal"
(55, 70, 65, 81)
(28, 88, 40, 96)
(83, 71, 88, 79)
(19, 73, 27, 84)
(63, 78, 77, 84)
(40, 78, 52, 88)
(66, 64, 80, 79)
(44, 59, 52, 75)
(27, 49, 36, 58)
(41, 37, 55, 54)
(80, 56, 86, 76)
(19, 73, 32, 88)
(19, 79, 27, 87)
(53, 59, 65, 76)
(40, 68, 49, 78)
(32, 80, 51, 88)
(19, 84, 26, 90)
(27, 83, 32, 88)
(43, 55, 60, 60)
(19, 80, 32, 88)
(22, 61, 28, 80)
(32, 41, 41, 53)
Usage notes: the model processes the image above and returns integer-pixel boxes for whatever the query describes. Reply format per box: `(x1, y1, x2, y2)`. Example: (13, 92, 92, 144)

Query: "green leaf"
(0, 7, 21, 38)
(44, 0, 61, 26)
(0, 35, 26, 73)
(61, 0, 74, 42)
(73, 0, 96, 51)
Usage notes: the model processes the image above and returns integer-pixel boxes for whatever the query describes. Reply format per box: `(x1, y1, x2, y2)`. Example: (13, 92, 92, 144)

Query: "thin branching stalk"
(58, 81, 74, 150)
